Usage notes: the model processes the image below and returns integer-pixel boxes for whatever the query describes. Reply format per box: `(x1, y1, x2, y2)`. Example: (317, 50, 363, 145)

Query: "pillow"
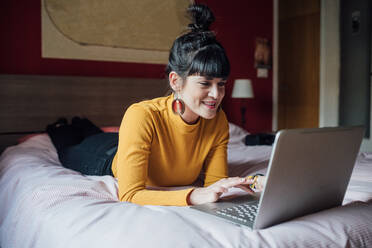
(17, 133, 43, 143)
(228, 122, 249, 145)
(101, 126, 119, 133)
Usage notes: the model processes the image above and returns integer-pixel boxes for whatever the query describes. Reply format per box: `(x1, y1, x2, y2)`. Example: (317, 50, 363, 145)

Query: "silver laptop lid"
(254, 126, 364, 229)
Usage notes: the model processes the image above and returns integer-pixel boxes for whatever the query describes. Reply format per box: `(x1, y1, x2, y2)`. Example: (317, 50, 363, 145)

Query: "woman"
(47, 4, 257, 206)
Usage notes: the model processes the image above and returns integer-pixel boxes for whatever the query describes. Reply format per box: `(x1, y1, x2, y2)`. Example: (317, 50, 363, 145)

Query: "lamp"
(231, 79, 254, 128)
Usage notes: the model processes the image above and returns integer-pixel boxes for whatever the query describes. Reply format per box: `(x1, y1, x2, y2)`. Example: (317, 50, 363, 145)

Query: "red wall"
(0, 0, 273, 133)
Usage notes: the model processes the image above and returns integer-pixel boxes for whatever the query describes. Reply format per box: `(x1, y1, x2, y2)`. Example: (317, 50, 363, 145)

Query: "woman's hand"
(253, 175, 266, 191)
(188, 177, 257, 205)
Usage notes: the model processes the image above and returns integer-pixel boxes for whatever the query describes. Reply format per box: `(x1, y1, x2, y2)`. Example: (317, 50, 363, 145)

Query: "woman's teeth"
(203, 102, 216, 108)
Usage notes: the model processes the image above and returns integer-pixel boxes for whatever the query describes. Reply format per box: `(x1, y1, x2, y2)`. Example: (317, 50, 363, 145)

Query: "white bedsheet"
(1, 128, 372, 248)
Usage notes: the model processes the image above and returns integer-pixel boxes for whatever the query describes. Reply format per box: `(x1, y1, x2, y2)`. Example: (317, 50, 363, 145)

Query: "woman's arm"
(188, 177, 255, 205)
(188, 113, 255, 205)
(114, 105, 194, 206)
(202, 111, 230, 186)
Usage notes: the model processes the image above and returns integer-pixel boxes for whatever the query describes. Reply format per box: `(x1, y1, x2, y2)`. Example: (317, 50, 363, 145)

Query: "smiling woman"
(45, 3, 256, 206)
(169, 75, 227, 124)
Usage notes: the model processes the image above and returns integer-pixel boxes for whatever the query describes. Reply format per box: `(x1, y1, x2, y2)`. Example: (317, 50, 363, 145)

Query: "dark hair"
(165, 4, 230, 80)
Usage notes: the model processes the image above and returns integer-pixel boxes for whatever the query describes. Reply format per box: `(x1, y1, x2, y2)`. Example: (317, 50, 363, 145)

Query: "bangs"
(187, 44, 230, 79)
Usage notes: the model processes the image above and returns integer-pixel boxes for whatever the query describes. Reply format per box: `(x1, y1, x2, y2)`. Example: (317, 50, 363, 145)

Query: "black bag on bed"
(245, 133, 275, 146)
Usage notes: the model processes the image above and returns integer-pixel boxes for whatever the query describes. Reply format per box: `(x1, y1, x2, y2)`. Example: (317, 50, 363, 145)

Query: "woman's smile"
(202, 100, 217, 109)
(177, 75, 226, 123)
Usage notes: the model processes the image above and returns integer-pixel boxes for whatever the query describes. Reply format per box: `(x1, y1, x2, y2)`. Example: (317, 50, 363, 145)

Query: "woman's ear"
(169, 71, 182, 91)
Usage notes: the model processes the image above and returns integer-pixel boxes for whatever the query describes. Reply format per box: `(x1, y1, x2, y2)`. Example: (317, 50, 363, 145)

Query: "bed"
(1, 74, 372, 247)
(1, 122, 372, 248)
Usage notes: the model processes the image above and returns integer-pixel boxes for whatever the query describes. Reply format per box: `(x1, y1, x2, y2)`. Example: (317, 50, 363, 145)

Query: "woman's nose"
(208, 85, 218, 98)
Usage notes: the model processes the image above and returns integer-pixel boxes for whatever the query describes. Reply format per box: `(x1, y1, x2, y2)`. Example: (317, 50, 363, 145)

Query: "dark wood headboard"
(0, 74, 169, 152)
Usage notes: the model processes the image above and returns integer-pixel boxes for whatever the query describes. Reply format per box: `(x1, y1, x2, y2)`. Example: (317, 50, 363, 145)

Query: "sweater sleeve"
(203, 113, 229, 187)
(116, 105, 194, 206)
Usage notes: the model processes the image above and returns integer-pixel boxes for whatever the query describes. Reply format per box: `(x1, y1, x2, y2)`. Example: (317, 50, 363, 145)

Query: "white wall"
(319, 0, 340, 128)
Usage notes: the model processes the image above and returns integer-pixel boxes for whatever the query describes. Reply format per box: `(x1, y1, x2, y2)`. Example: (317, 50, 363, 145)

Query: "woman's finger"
(213, 186, 228, 194)
(217, 177, 248, 189)
(235, 184, 255, 194)
(242, 178, 255, 185)
(255, 176, 266, 190)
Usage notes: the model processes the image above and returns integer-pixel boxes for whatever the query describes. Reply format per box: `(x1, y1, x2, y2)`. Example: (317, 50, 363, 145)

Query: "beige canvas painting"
(42, 0, 191, 64)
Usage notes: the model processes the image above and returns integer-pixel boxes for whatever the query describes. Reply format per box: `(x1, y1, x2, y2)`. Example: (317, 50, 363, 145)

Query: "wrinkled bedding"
(1, 124, 372, 248)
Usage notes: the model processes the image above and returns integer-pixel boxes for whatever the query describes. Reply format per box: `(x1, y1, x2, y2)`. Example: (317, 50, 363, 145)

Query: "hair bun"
(187, 4, 215, 32)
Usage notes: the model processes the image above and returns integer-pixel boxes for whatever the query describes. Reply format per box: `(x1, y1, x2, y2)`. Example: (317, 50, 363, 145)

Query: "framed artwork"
(42, 0, 191, 64)
(254, 37, 272, 69)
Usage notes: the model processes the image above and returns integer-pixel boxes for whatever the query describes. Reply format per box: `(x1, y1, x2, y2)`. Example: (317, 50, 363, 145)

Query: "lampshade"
(231, 79, 254, 98)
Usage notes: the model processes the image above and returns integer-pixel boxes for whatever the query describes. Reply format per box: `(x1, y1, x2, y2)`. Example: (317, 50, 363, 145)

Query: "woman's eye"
(199, 81, 226, 87)
(199, 82, 210, 86)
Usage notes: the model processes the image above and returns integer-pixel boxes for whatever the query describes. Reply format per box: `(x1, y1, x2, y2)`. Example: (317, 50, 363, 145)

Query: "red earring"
(172, 93, 185, 115)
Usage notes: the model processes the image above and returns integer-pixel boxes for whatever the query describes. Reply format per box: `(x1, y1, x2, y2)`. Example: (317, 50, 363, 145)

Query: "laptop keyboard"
(215, 202, 259, 224)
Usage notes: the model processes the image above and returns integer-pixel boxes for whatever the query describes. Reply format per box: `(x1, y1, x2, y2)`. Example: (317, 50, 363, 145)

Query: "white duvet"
(1, 124, 372, 248)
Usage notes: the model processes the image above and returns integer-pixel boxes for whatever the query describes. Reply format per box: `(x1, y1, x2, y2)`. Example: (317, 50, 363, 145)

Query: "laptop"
(191, 126, 364, 229)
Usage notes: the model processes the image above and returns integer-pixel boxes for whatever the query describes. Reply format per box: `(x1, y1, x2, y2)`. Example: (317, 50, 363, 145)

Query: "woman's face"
(179, 75, 226, 124)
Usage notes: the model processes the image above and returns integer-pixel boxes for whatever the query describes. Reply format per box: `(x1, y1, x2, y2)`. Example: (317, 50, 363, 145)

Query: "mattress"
(1, 124, 372, 248)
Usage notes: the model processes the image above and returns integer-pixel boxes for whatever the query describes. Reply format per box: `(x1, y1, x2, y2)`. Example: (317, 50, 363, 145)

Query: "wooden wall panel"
(278, 0, 320, 129)
(0, 75, 168, 152)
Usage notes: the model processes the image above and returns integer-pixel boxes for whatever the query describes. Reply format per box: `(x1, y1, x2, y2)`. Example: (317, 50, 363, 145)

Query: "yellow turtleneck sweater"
(111, 94, 229, 206)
